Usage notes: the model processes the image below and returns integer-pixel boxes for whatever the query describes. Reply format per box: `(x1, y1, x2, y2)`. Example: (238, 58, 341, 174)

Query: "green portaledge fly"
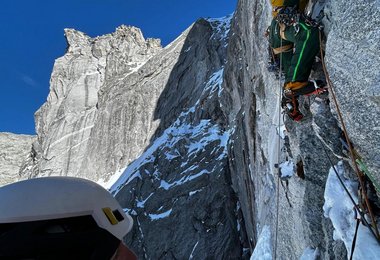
(357, 159, 380, 194)
(292, 22, 310, 82)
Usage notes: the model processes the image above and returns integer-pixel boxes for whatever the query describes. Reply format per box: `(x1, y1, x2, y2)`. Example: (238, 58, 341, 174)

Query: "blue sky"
(0, 0, 237, 135)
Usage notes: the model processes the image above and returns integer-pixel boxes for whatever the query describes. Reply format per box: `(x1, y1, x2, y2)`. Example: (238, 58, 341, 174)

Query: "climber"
(0, 177, 137, 260)
(268, 0, 326, 121)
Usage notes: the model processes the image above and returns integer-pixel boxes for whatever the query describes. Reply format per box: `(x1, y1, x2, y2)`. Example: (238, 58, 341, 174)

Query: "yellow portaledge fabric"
(284, 81, 308, 90)
(271, 0, 284, 17)
(272, 7, 282, 17)
(271, 0, 286, 6)
(273, 44, 293, 54)
(271, 0, 309, 17)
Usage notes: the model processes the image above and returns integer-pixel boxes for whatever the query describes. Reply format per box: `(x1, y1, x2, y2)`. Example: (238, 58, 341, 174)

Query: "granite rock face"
(0, 133, 35, 187)
(32, 25, 162, 180)
(221, 0, 379, 258)
(323, 0, 380, 186)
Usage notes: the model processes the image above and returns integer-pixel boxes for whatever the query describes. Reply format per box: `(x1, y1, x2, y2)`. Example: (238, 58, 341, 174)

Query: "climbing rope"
(320, 141, 377, 238)
(318, 30, 380, 240)
(321, 140, 380, 260)
(274, 36, 283, 260)
(350, 209, 361, 260)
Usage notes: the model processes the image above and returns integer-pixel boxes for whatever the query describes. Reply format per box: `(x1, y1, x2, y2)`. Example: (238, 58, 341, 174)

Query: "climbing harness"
(318, 30, 380, 241)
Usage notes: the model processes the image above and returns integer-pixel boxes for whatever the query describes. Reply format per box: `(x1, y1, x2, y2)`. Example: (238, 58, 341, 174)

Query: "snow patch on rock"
(250, 226, 272, 260)
(324, 161, 380, 259)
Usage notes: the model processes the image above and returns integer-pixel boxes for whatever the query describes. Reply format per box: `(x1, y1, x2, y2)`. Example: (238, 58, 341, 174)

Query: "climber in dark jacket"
(268, 0, 325, 121)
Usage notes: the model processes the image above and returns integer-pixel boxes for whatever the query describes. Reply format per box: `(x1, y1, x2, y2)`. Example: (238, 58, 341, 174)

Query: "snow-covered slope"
(324, 162, 380, 259)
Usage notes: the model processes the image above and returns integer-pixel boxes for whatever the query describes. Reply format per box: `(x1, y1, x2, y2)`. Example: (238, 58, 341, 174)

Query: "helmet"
(0, 177, 133, 259)
(271, 0, 307, 17)
(271, 0, 299, 7)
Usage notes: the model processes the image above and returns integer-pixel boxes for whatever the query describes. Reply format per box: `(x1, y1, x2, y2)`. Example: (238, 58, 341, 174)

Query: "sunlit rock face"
(0, 133, 35, 187)
(31, 25, 162, 180)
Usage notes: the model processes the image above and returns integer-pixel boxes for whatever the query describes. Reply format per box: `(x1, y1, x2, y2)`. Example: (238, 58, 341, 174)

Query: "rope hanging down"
(274, 37, 283, 260)
(318, 30, 380, 240)
(350, 210, 361, 260)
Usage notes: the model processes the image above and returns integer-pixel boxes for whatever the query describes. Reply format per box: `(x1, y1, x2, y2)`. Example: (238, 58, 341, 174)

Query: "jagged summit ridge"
(31, 23, 163, 180)
(102, 16, 243, 258)
(64, 25, 161, 53)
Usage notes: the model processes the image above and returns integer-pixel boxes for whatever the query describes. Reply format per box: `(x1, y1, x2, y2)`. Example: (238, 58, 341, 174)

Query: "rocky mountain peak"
(113, 25, 146, 43)
(64, 28, 92, 54)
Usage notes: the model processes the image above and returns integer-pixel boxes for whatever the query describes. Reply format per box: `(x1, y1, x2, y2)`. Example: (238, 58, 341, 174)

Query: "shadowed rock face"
(111, 18, 246, 259)
(0, 133, 35, 187)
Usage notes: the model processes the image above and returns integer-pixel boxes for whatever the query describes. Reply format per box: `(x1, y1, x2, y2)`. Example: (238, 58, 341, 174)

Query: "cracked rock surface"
(0, 133, 35, 186)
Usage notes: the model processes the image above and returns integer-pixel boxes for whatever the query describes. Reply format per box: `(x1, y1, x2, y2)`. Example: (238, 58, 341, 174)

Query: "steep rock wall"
(31, 25, 162, 180)
(324, 0, 380, 186)
(223, 0, 379, 258)
(112, 17, 246, 259)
